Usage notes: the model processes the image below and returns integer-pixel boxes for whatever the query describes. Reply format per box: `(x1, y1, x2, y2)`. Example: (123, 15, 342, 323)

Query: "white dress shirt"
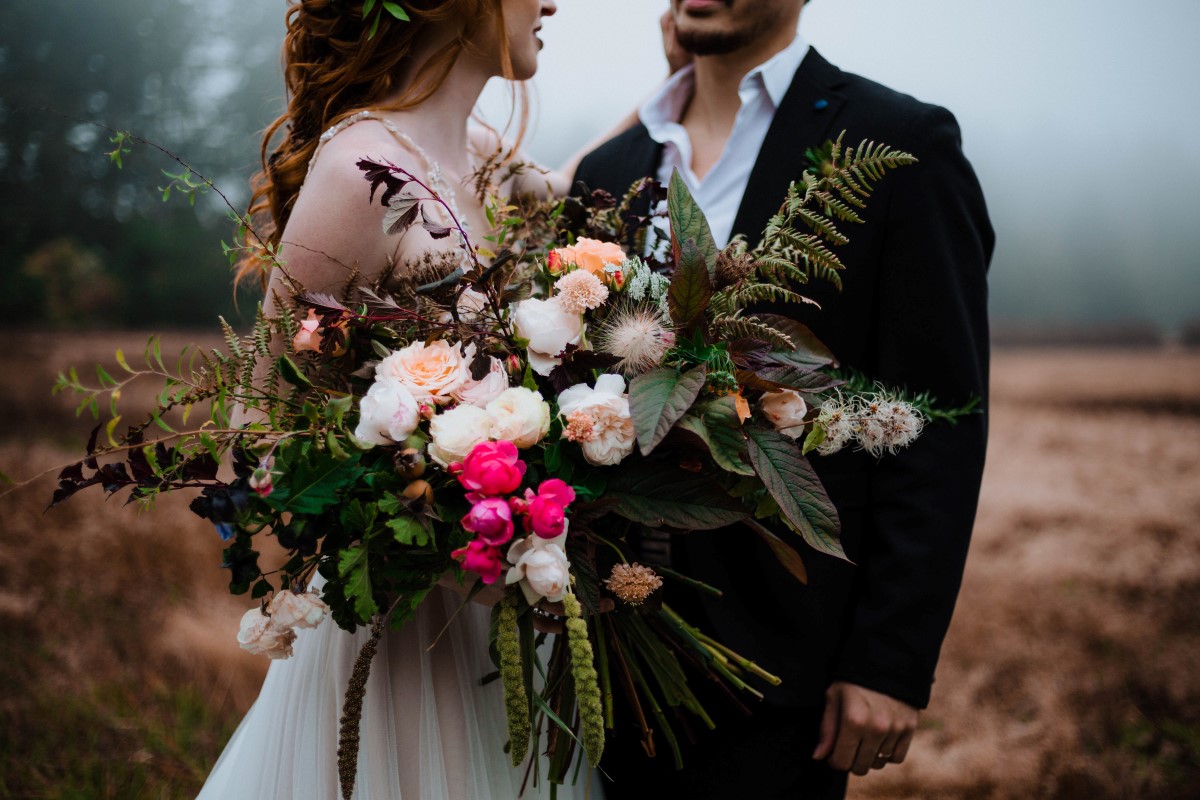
(640, 33, 810, 250)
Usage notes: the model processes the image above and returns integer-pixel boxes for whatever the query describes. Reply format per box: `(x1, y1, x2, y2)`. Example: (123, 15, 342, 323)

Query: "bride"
(196, 1, 599, 797)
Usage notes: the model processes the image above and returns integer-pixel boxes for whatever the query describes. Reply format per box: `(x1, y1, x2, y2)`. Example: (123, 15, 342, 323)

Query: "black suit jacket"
(574, 48, 994, 710)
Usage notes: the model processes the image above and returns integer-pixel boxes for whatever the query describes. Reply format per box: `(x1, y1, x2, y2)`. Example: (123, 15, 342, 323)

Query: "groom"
(574, 0, 993, 797)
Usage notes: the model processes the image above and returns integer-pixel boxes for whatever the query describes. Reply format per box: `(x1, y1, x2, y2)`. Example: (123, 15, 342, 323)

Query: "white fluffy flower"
(815, 397, 854, 456)
(760, 389, 809, 439)
(556, 374, 636, 466)
(512, 297, 583, 376)
(376, 340, 475, 405)
(237, 607, 297, 660)
(453, 356, 509, 408)
(427, 403, 493, 466)
(267, 590, 329, 630)
(505, 530, 571, 605)
(354, 378, 420, 446)
(487, 387, 551, 449)
(594, 307, 673, 376)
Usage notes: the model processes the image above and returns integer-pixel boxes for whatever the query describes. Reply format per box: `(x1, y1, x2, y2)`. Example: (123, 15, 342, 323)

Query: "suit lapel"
(731, 48, 849, 243)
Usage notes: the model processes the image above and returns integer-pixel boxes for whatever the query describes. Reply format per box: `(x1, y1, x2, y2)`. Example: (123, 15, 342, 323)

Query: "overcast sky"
(479, 0, 1200, 332)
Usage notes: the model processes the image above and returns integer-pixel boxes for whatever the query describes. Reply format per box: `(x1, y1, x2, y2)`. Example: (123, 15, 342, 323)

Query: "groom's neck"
(684, 24, 800, 141)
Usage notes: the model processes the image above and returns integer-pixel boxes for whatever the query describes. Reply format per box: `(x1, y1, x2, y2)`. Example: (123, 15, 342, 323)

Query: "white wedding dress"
(198, 114, 602, 800)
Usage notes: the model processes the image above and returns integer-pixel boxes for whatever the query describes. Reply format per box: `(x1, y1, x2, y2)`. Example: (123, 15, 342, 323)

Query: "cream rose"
(512, 297, 583, 376)
(453, 356, 510, 408)
(427, 403, 493, 467)
(505, 530, 571, 605)
(237, 607, 297, 659)
(354, 378, 420, 446)
(556, 374, 636, 466)
(760, 389, 809, 439)
(267, 589, 329, 630)
(487, 387, 551, 449)
(376, 340, 474, 405)
(555, 237, 627, 278)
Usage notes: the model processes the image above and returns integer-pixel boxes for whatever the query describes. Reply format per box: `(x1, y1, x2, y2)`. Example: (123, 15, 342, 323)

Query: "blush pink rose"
(452, 539, 504, 584)
(462, 497, 515, 547)
(455, 440, 526, 496)
(292, 309, 322, 353)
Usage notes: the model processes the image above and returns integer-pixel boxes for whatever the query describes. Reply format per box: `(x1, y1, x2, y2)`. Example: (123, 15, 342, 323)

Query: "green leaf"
(667, 169, 717, 277)
(382, 0, 410, 20)
(387, 516, 431, 547)
(324, 395, 354, 428)
(676, 396, 754, 475)
(607, 462, 746, 531)
(0, 469, 13, 486)
(751, 363, 842, 393)
(744, 425, 845, 561)
(667, 237, 713, 330)
(755, 315, 837, 368)
(744, 519, 808, 584)
(277, 355, 311, 388)
(628, 365, 707, 456)
(802, 425, 826, 456)
(266, 448, 363, 515)
(339, 545, 379, 620)
(363, 0, 377, 15)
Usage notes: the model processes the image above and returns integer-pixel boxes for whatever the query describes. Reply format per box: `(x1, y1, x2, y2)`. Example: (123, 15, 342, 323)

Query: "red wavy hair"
(238, 0, 524, 289)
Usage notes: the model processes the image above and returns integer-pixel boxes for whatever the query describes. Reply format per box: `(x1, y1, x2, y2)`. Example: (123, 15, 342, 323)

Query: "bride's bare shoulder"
(280, 120, 431, 291)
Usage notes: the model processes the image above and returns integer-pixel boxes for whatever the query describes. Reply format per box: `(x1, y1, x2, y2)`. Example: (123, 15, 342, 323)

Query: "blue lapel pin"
(814, 98, 829, 111)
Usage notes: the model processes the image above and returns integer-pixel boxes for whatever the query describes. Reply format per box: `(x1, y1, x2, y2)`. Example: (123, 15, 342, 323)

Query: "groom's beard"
(675, 0, 775, 56)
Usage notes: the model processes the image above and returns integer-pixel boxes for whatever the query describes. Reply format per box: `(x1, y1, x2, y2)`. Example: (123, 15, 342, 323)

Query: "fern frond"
(711, 314, 795, 350)
(796, 208, 848, 246)
(219, 317, 244, 360)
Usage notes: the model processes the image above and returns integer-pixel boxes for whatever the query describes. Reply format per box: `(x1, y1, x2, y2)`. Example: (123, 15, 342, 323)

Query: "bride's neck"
(382, 41, 493, 177)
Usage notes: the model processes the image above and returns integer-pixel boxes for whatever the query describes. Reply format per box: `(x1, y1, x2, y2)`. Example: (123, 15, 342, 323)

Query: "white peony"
(427, 403, 493, 467)
(376, 340, 475, 405)
(354, 378, 421, 446)
(267, 589, 328, 630)
(556, 374, 636, 466)
(487, 387, 551, 448)
(237, 607, 297, 660)
(453, 356, 510, 408)
(512, 297, 583, 376)
(505, 530, 571, 605)
(760, 389, 809, 439)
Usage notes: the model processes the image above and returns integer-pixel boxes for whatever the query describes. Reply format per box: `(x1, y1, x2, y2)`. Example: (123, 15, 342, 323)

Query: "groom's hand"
(813, 682, 918, 775)
(660, 11, 692, 75)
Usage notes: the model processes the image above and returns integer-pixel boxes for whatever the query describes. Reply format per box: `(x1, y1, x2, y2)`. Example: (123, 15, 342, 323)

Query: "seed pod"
(402, 479, 434, 506)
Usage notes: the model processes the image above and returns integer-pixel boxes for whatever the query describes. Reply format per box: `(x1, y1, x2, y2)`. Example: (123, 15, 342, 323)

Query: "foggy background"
(1, 0, 1197, 336)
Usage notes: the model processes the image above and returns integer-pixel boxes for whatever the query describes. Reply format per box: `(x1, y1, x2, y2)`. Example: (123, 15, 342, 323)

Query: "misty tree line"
(0, 0, 285, 329)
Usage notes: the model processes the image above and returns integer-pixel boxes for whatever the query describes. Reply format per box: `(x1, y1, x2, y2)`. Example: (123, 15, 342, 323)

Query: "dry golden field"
(1, 334, 1198, 799)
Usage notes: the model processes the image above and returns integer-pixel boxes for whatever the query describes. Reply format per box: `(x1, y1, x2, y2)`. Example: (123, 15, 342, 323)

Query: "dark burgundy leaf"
(420, 206, 453, 240)
(296, 292, 350, 313)
(356, 158, 411, 206)
(85, 423, 101, 470)
(59, 463, 84, 483)
(98, 462, 131, 494)
(182, 452, 220, 481)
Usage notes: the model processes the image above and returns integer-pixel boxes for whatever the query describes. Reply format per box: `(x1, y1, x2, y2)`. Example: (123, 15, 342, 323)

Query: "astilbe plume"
(593, 306, 674, 376)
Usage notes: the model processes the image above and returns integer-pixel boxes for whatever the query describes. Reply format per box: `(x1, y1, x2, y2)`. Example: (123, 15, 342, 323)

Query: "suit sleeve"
(830, 106, 994, 709)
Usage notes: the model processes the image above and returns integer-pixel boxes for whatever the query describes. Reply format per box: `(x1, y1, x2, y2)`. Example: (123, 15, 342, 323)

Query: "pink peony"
(523, 479, 576, 539)
(461, 497, 515, 547)
(452, 538, 504, 584)
(455, 440, 526, 496)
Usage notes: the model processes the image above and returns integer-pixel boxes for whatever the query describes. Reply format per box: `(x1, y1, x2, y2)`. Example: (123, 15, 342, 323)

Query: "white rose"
(427, 403, 493, 467)
(512, 297, 583, 376)
(376, 340, 475, 405)
(354, 378, 420, 446)
(453, 356, 510, 408)
(267, 589, 329, 630)
(505, 531, 571, 605)
(487, 387, 551, 448)
(236, 607, 297, 660)
(556, 374, 636, 466)
(760, 389, 809, 439)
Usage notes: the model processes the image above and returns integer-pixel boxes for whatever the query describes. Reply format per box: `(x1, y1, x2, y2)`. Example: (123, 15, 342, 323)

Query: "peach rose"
(376, 340, 474, 406)
(553, 237, 627, 280)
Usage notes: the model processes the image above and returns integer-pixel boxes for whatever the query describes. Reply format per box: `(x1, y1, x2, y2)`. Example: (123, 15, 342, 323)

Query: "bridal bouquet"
(43, 132, 970, 794)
